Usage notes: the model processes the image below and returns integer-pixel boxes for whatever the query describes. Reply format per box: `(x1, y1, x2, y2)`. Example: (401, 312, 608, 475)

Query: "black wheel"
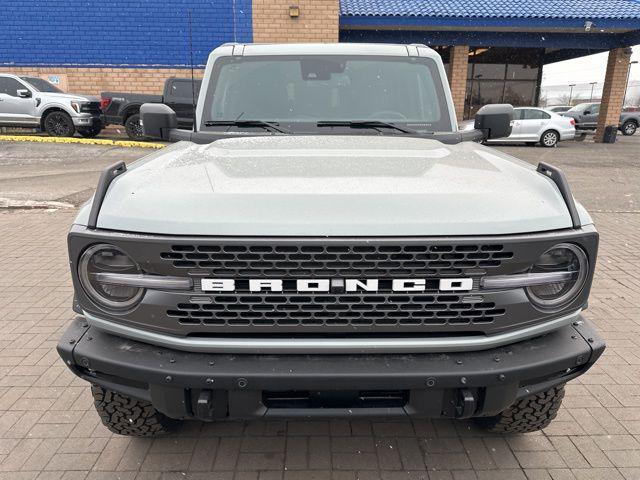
(621, 120, 637, 136)
(43, 111, 75, 137)
(540, 130, 559, 148)
(77, 123, 103, 138)
(124, 113, 146, 141)
(476, 384, 565, 434)
(91, 385, 177, 437)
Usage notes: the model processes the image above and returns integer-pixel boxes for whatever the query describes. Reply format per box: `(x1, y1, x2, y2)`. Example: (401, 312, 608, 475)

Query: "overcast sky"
(542, 44, 640, 87)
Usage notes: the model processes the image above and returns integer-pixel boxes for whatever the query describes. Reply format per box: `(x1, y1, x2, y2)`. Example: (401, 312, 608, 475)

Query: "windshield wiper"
(204, 120, 291, 134)
(316, 120, 418, 134)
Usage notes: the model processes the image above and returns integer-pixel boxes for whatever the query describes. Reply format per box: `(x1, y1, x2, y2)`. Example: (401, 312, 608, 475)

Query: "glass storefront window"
(507, 64, 539, 80)
(466, 80, 506, 118)
(472, 63, 506, 80)
(503, 81, 537, 106)
(463, 47, 542, 119)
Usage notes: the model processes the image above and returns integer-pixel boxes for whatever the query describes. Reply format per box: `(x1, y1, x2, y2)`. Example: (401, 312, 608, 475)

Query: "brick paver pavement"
(1, 151, 640, 479)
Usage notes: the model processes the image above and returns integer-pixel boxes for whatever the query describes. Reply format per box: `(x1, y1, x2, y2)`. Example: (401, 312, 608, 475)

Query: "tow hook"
(455, 389, 477, 418)
(196, 390, 214, 420)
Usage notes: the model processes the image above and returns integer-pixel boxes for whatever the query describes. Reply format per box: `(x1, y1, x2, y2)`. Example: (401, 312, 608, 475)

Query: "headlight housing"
(78, 244, 144, 310)
(526, 243, 588, 310)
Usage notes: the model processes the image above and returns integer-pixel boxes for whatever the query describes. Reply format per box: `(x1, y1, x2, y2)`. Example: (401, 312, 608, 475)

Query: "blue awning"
(340, 0, 640, 49)
(341, 0, 640, 25)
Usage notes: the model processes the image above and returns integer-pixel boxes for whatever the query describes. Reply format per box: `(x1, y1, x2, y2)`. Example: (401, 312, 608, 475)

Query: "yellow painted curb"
(0, 135, 165, 149)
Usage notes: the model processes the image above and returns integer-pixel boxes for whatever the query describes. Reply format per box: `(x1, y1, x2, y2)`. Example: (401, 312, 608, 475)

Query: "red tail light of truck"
(100, 97, 112, 110)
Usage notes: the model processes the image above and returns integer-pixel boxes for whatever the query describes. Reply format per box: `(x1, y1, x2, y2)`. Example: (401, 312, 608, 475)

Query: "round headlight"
(526, 243, 588, 310)
(78, 244, 144, 310)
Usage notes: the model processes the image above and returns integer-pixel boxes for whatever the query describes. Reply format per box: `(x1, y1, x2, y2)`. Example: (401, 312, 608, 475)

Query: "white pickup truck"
(0, 74, 102, 137)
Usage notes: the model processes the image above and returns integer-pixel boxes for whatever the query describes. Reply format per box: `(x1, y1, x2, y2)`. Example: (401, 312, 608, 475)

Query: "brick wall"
(448, 45, 469, 122)
(252, 0, 339, 43)
(0, 0, 251, 67)
(1, 67, 204, 96)
(595, 47, 633, 142)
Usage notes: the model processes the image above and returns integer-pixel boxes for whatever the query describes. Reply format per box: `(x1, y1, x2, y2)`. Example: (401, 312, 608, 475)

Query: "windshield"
(20, 77, 63, 93)
(202, 55, 452, 133)
(566, 103, 594, 114)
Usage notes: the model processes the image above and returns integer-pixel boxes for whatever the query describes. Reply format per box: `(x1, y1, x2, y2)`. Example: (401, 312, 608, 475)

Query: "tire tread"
(478, 384, 565, 434)
(91, 385, 174, 437)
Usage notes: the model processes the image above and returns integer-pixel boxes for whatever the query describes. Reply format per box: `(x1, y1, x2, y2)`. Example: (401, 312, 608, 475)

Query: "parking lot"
(0, 135, 639, 479)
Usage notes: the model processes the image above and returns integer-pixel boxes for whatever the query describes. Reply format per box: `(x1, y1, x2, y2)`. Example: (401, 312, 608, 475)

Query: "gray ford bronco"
(57, 43, 604, 436)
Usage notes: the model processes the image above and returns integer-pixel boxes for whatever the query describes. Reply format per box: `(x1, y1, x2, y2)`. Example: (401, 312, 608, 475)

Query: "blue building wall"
(0, 0, 252, 67)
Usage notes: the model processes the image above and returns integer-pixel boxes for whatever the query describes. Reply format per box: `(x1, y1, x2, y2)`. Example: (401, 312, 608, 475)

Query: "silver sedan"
(461, 107, 576, 147)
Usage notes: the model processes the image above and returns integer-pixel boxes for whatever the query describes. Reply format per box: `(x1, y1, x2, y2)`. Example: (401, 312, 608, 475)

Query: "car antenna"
(188, 10, 197, 129)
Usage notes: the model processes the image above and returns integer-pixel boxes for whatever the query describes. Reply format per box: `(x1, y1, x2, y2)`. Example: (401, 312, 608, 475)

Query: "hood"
(76, 136, 590, 236)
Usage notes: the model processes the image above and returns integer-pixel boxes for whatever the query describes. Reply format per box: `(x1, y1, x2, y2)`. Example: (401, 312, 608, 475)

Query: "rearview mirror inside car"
(474, 104, 514, 139)
(17, 89, 31, 98)
(140, 103, 178, 141)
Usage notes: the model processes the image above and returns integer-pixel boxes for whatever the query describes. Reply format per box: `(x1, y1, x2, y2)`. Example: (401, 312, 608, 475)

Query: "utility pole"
(623, 61, 638, 108)
(568, 84, 576, 106)
(589, 82, 597, 102)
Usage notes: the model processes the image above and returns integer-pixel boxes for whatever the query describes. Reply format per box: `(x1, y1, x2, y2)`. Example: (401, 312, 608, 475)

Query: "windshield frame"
(199, 54, 454, 135)
(20, 76, 64, 93)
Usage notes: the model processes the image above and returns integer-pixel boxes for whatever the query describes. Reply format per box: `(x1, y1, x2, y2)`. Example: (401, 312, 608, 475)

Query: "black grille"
(80, 102, 101, 114)
(161, 243, 513, 277)
(167, 293, 505, 328)
(71, 228, 599, 337)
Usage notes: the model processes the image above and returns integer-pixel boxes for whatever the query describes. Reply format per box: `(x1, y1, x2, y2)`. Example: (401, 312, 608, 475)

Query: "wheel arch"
(122, 105, 142, 123)
(39, 106, 73, 130)
(540, 128, 560, 144)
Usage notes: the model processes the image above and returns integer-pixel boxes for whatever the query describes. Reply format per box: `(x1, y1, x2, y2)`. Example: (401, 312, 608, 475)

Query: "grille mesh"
(167, 293, 505, 328)
(161, 243, 513, 277)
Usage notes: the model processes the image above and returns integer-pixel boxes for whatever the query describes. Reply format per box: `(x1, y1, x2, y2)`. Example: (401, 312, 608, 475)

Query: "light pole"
(623, 60, 639, 108)
(589, 82, 597, 102)
(568, 84, 576, 106)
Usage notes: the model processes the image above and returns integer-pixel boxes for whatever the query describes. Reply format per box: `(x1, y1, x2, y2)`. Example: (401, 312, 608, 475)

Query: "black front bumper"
(58, 317, 604, 421)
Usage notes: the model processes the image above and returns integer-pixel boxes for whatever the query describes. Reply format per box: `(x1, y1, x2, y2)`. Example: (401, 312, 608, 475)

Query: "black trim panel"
(58, 316, 604, 420)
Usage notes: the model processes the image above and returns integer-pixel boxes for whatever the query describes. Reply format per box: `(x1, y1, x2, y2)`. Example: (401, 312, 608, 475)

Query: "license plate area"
(262, 389, 409, 409)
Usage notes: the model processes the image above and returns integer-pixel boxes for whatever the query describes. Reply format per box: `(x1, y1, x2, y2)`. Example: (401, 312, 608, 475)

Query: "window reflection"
(464, 47, 541, 119)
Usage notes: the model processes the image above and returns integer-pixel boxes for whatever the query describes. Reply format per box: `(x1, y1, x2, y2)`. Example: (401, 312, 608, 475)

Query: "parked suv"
(563, 102, 639, 135)
(58, 43, 604, 437)
(0, 74, 102, 137)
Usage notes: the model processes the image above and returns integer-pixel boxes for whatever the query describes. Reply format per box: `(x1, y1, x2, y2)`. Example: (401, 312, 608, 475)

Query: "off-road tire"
(621, 120, 637, 136)
(540, 130, 559, 148)
(124, 113, 146, 141)
(477, 384, 565, 434)
(43, 111, 75, 137)
(91, 385, 176, 437)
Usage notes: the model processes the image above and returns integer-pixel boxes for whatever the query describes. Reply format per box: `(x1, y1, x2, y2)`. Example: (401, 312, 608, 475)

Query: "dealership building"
(2, 0, 640, 141)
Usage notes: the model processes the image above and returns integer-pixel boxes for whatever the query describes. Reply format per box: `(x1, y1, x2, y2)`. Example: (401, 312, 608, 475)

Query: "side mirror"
(474, 104, 514, 139)
(17, 89, 32, 98)
(140, 103, 177, 140)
